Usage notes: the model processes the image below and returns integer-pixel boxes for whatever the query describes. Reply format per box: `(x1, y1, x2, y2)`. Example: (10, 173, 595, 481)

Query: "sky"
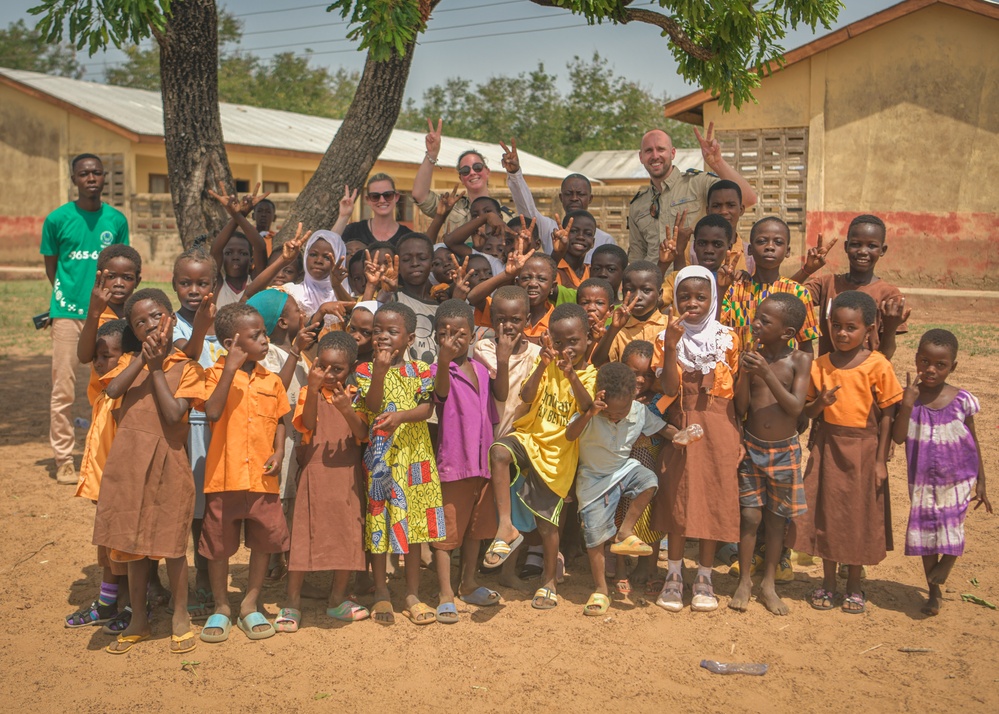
(5, 0, 902, 103)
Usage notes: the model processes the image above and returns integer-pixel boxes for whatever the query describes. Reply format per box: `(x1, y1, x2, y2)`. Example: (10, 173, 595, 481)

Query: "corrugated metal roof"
(0, 67, 573, 179)
(568, 148, 702, 180)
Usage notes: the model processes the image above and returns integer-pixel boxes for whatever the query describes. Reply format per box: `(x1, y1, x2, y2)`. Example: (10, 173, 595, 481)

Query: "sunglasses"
(650, 191, 660, 220)
(367, 190, 398, 202)
(458, 162, 486, 177)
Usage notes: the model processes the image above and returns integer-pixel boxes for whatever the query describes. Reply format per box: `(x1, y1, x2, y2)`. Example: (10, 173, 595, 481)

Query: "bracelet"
(290, 349, 301, 359)
(425, 152, 438, 166)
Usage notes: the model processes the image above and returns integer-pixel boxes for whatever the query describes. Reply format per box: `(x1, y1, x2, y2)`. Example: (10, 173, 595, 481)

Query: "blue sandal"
(199, 613, 232, 643)
(237, 611, 276, 640)
(459, 587, 500, 607)
(436, 602, 459, 625)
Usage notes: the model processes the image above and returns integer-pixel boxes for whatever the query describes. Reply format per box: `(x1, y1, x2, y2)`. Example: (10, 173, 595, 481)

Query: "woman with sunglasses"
(341, 173, 413, 248)
(413, 118, 504, 238)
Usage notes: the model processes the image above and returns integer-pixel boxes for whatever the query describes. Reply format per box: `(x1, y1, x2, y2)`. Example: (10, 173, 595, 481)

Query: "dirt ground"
(1, 293, 997, 713)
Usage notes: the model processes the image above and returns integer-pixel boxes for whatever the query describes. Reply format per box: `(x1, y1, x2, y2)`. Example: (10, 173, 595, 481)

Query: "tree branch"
(620, 8, 715, 61)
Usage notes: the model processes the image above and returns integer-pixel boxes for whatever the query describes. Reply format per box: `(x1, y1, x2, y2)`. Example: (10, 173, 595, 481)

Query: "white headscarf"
(673, 265, 733, 374)
(283, 229, 346, 318)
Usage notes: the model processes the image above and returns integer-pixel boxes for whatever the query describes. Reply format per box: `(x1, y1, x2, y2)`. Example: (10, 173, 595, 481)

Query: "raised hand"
(504, 238, 535, 277)
(339, 185, 358, 219)
(364, 249, 385, 287)
(901, 371, 921, 408)
(379, 254, 400, 293)
(143, 314, 175, 371)
(716, 247, 742, 292)
(803, 233, 837, 275)
(611, 292, 641, 330)
(90, 269, 112, 313)
(693, 121, 723, 169)
(331, 255, 349, 284)
(425, 117, 443, 161)
(483, 210, 515, 238)
(664, 311, 689, 348)
(193, 291, 216, 334)
(317, 300, 348, 322)
(307, 359, 332, 391)
(437, 186, 464, 216)
(225, 333, 249, 371)
(672, 208, 692, 252)
(881, 295, 911, 331)
(500, 138, 520, 174)
(208, 181, 241, 217)
(815, 377, 840, 408)
(330, 382, 353, 411)
(555, 348, 575, 377)
(281, 223, 309, 261)
(589, 389, 608, 414)
(496, 327, 519, 362)
(294, 318, 320, 354)
(240, 182, 270, 216)
(450, 255, 476, 301)
(551, 214, 573, 256)
(372, 344, 398, 373)
(659, 235, 678, 267)
(539, 331, 558, 365)
(437, 325, 466, 364)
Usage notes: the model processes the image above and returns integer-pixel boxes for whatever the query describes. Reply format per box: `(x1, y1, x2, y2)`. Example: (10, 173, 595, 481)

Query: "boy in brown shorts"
(732, 293, 812, 616)
(199, 303, 291, 642)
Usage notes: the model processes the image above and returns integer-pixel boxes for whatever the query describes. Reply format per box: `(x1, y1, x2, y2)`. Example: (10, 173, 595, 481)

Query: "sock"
(667, 559, 682, 577)
(697, 566, 713, 581)
(98, 582, 119, 607)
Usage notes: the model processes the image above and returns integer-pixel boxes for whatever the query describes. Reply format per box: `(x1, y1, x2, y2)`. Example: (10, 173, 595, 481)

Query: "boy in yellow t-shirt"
(486, 303, 596, 611)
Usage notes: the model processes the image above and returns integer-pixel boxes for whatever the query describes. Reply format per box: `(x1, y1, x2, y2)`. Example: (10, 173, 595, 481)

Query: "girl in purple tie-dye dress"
(892, 329, 991, 616)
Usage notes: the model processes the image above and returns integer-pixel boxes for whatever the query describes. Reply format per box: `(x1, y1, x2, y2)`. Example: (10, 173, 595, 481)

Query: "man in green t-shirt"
(40, 154, 129, 484)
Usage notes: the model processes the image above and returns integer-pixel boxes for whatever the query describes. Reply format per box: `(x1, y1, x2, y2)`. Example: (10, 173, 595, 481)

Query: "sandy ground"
(1, 295, 997, 713)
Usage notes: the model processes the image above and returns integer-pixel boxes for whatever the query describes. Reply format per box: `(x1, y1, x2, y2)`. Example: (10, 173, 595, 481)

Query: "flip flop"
(402, 602, 436, 626)
(200, 613, 232, 643)
(274, 608, 302, 633)
(170, 631, 197, 654)
(483, 534, 524, 568)
(645, 578, 666, 596)
(436, 602, 459, 625)
(615, 579, 632, 595)
(371, 600, 395, 625)
(237, 611, 276, 640)
(105, 633, 149, 655)
(531, 587, 558, 610)
(609, 534, 654, 557)
(327, 600, 370, 622)
(583, 592, 610, 617)
(458, 587, 500, 607)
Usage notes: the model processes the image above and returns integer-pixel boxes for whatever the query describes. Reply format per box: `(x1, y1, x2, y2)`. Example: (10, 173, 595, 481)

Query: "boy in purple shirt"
(431, 300, 500, 624)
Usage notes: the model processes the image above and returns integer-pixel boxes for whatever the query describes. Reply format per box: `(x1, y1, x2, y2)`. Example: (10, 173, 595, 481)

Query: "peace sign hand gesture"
(505, 236, 535, 277)
(716, 248, 742, 292)
(611, 292, 641, 331)
(379, 255, 400, 294)
(693, 121, 723, 169)
(307, 359, 332, 391)
(500, 139, 520, 174)
(208, 181, 241, 217)
(450, 255, 477, 301)
(281, 223, 309, 261)
(240, 183, 270, 216)
(663, 310, 691, 348)
(901, 372, 921, 408)
(339, 185, 358, 218)
(425, 117, 443, 161)
(437, 186, 464, 216)
(803, 233, 837, 275)
(815, 377, 840, 408)
(539, 331, 558, 365)
(89, 269, 112, 315)
(551, 214, 573, 256)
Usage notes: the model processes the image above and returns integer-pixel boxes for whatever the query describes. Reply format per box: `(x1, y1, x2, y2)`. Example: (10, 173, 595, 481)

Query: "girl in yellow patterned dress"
(354, 302, 444, 626)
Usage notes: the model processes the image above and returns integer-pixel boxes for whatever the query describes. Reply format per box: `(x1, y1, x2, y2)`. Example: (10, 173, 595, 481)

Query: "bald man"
(627, 124, 757, 263)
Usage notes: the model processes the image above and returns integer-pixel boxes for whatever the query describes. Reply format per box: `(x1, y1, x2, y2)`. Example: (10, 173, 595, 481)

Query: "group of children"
(63, 169, 990, 656)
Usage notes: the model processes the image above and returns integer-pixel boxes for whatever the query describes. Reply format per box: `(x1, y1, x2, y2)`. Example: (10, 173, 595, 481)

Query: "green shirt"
(40, 202, 129, 319)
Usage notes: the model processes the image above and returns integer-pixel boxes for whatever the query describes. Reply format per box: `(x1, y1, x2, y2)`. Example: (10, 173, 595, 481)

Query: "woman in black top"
(341, 173, 413, 247)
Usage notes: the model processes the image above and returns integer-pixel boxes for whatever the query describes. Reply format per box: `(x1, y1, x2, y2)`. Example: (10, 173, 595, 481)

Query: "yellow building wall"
(701, 4, 999, 287)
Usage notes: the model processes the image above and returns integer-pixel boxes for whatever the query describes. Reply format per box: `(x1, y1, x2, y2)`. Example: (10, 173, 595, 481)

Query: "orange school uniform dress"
(77, 354, 133, 502)
(608, 309, 669, 363)
(556, 260, 589, 289)
(523, 304, 554, 345)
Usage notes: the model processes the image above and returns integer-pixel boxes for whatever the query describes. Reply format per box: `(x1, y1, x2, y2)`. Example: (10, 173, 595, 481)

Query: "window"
(235, 179, 251, 193)
(149, 174, 170, 193)
(716, 128, 808, 252)
(262, 181, 289, 194)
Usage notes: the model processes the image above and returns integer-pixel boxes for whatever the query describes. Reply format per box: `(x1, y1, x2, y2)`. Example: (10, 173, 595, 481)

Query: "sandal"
(690, 574, 719, 612)
(614, 579, 632, 595)
(371, 600, 395, 625)
(809, 588, 837, 611)
(483, 534, 524, 568)
(609, 535, 654, 557)
(645, 578, 666, 596)
(66, 600, 118, 628)
(102, 605, 146, 635)
(402, 602, 436, 625)
(274, 607, 302, 633)
(105, 633, 149, 655)
(327, 600, 370, 622)
(435, 602, 459, 625)
(842, 591, 866, 614)
(531, 587, 558, 610)
(170, 631, 198, 654)
(583, 592, 610, 617)
(458, 587, 500, 607)
(656, 572, 684, 612)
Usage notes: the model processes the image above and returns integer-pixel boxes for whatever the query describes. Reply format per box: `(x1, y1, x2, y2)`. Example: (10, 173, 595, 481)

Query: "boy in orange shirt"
(199, 303, 291, 643)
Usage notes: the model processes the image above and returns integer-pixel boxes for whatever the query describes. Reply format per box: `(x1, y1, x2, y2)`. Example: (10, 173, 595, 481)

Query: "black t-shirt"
(342, 220, 413, 247)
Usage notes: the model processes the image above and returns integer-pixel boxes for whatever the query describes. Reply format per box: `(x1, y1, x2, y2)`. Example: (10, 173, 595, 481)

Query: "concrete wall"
(703, 4, 999, 288)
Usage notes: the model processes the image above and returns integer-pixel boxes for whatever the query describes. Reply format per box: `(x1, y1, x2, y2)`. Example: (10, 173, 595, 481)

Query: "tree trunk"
(273, 40, 418, 245)
(158, 0, 233, 248)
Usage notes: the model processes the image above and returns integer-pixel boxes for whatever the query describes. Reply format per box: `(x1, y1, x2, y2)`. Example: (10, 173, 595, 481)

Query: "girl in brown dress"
(651, 266, 742, 614)
(276, 332, 369, 632)
(93, 289, 206, 655)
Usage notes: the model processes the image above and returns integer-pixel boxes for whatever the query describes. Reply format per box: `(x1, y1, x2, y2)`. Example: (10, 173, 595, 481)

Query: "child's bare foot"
(922, 583, 943, 616)
(498, 570, 532, 591)
(728, 578, 753, 611)
(927, 557, 956, 585)
(759, 582, 789, 616)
